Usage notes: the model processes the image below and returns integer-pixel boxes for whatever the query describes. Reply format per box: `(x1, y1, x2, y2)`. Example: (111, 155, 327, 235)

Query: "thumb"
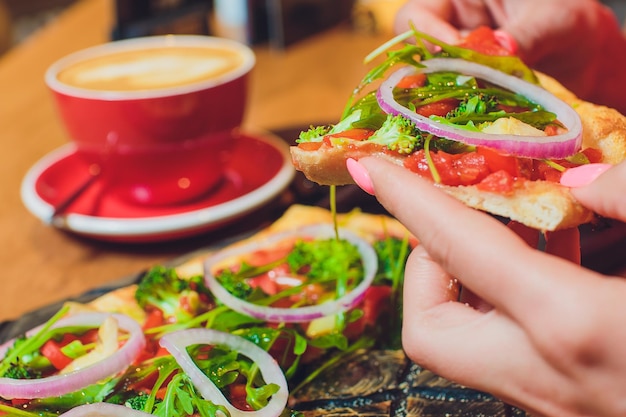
(567, 161, 626, 222)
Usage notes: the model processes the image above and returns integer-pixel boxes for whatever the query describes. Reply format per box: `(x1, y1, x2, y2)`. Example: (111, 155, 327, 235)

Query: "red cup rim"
(45, 35, 256, 101)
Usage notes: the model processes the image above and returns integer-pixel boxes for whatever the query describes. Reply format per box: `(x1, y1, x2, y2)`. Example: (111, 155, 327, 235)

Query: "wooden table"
(0, 0, 392, 321)
(1, 0, 624, 324)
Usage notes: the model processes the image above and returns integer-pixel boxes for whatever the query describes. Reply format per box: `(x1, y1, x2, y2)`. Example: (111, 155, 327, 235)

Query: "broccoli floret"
(367, 114, 421, 154)
(124, 392, 154, 411)
(297, 109, 363, 143)
(447, 93, 498, 123)
(3, 363, 41, 380)
(298, 125, 332, 142)
(215, 268, 254, 300)
(134, 266, 207, 323)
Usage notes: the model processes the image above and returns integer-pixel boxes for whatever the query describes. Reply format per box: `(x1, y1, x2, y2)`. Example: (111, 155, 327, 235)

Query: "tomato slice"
(41, 338, 75, 370)
(543, 124, 560, 136)
(476, 170, 518, 193)
(344, 285, 393, 340)
(476, 146, 521, 177)
(396, 73, 427, 89)
(457, 26, 514, 56)
(415, 98, 459, 117)
(405, 150, 492, 186)
(325, 128, 375, 141)
(454, 152, 490, 185)
(143, 308, 165, 330)
(581, 147, 603, 163)
(228, 384, 253, 412)
(297, 141, 323, 151)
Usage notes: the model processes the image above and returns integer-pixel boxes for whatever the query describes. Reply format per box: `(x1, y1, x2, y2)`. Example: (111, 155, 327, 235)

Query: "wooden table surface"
(1, 0, 624, 324)
(0, 0, 390, 321)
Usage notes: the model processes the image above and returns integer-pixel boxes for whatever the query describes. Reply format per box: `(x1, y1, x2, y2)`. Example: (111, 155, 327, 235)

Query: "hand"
(393, 0, 626, 114)
(348, 156, 626, 417)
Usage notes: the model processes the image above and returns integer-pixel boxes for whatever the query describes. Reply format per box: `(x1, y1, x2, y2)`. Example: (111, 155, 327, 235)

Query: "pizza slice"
(291, 27, 626, 231)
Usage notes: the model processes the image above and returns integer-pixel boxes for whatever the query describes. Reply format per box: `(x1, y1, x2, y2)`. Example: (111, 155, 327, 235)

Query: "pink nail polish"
(560, 163, 612, 187)
(346, 158, 375, 195)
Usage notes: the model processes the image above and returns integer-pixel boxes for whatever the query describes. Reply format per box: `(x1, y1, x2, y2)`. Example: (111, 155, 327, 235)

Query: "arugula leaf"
(0, 305, 70, 377)
(411, 29, 538, 83)
(436, 109, 558, 130)
(153, 372, 228, 417)
(0, 404, 56, 417)
(507, 110, 559, 129)
(358, 44, 425, 92)
(27, 378, 119, 411)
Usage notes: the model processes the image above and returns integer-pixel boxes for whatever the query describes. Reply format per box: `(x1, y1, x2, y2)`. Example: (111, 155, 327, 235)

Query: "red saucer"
(21, 131, 295, 242)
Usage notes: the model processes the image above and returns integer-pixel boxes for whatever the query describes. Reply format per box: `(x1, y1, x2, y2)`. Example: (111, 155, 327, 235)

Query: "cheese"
(481, 117, 547, 136)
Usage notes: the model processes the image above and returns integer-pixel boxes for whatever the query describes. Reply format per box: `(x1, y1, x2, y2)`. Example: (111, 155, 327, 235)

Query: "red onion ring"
(376, 58, 583, 159)
(203, 224, 378, 323)
(59, 402, 153, 417)
(0, 312, 145, 399)
(160, 328, 289, 417)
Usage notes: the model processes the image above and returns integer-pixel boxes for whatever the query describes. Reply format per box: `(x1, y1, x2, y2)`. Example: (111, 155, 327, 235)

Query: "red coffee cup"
(45, 35, 255, 206)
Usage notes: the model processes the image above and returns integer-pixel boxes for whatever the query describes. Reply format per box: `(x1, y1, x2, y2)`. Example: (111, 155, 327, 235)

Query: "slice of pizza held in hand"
(291, 27, 626, 231)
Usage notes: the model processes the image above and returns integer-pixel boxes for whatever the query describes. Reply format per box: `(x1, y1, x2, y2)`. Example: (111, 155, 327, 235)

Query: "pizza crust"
(537, 72, 626, 164)
(440, 181, 594, 231)
(290, 73, 626, 231)
(291, 144, 403, 186)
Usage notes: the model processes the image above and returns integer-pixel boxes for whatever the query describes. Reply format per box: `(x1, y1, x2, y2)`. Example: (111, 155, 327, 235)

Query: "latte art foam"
(57, 47, 244, 91)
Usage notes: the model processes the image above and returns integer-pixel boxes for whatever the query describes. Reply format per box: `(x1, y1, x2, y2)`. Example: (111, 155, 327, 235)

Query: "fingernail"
(346, 158, 375, 195)
(493, 30, 518, 54)
(560, 163, 612, 187)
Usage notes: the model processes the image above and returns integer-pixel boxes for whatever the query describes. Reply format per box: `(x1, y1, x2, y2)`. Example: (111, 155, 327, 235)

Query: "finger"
(398, 219, 589, 417)
(394, 0, 461, 43)
(403, 300, 575, 417)
(402, 243, 485, 373)
(449, 0, 495, 29)
(400, 220, 586, 417)
(401, 247, 569, 413)
(403, 245, 459, 313)
(569, 161, 626, 222)
(357, 157, 590, 322)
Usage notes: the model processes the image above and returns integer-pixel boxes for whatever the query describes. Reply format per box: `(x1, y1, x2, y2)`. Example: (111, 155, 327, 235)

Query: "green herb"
(297, 109, 366, 143)
(29, 378, 119, 411)
(287, 238, 362, 284)
(0, 403, 55, 417)
(124, 392, 152, 411)
(291, 335, 374, 395)
(215, 238, 364, 305)
(423, 134, 440, 183)
(0, 305, 69, 377)
(367, 114, 423, 154)
(134, 266, 212, 323)
(154, 372, 228, 417)
(408, 28, 537, 82)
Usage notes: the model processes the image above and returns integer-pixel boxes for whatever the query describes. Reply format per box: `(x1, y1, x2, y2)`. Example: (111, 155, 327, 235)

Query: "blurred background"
(3, 0, 622, 58)
(0, 0, 399, 55)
